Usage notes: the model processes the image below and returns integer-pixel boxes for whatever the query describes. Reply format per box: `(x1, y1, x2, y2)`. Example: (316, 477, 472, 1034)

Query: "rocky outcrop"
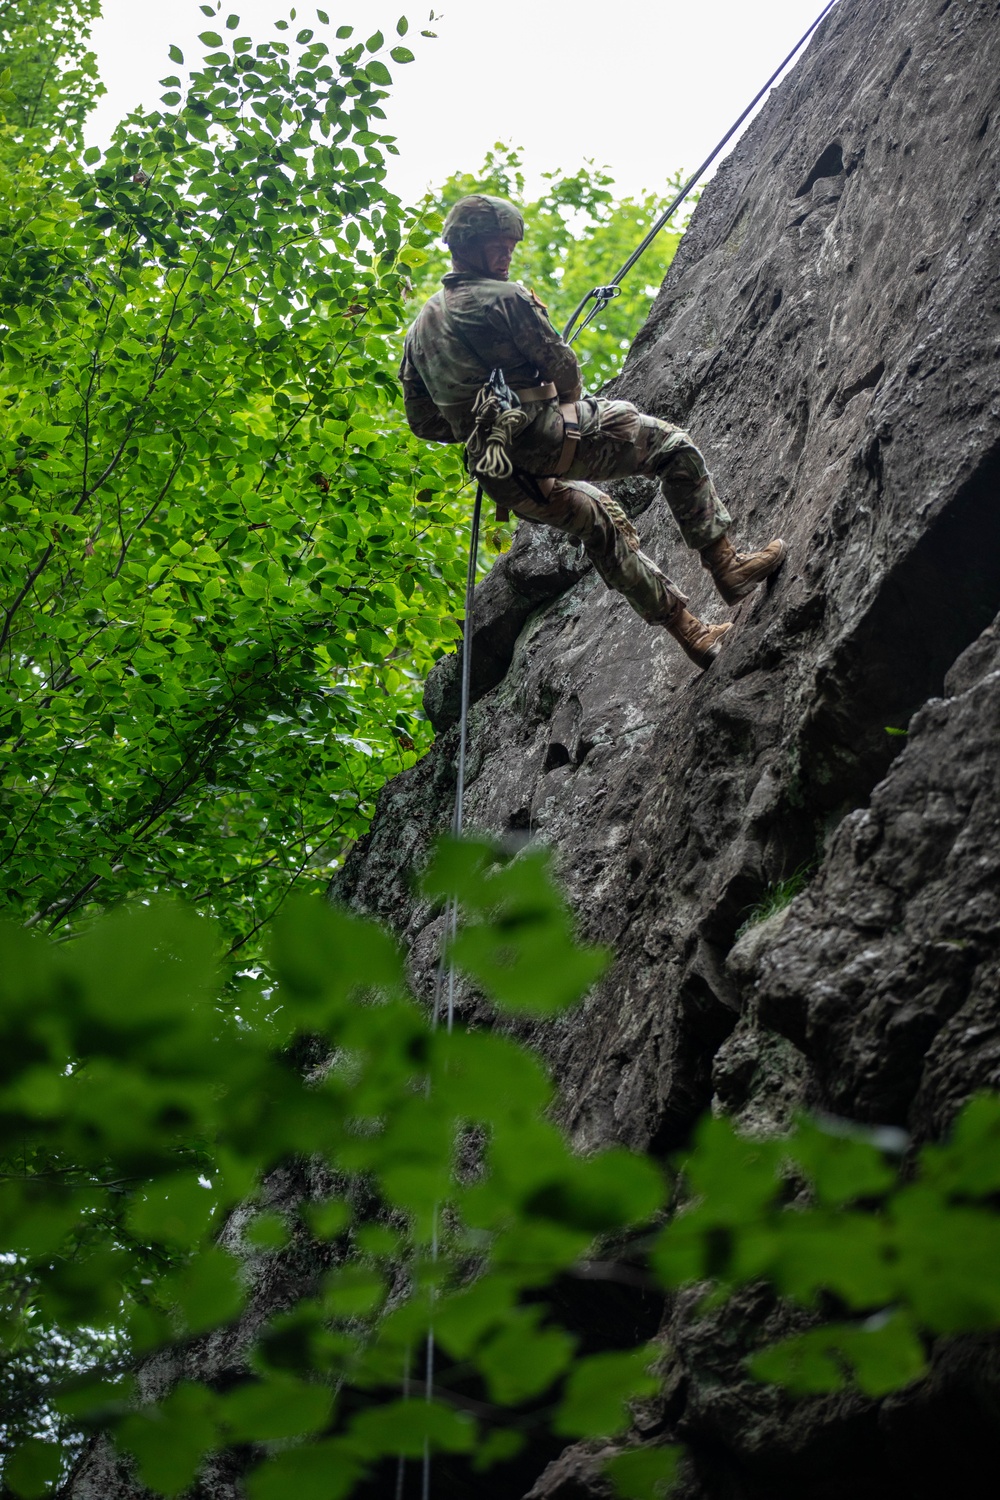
(337, 0, 1000, 1158)
(755, 620, 1000, 1136)
(334, 0, 1000, 1492)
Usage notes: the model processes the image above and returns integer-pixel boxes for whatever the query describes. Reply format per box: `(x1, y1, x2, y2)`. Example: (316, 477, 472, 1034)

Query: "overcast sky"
(86, 0, 834, 205)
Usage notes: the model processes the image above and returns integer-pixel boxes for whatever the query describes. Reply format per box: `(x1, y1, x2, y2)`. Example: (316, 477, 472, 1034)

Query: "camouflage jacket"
(399, 271, 581, 443)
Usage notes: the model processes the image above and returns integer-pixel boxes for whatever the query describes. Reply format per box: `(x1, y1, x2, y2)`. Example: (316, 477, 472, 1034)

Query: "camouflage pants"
(480, 397, 732, 626)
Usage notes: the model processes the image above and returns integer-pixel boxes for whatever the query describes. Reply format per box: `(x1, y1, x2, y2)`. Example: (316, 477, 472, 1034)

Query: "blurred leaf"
(787, 1118, 896, 1205)
(303, 1199, 352, 1240)
(556, 1346, 661, 1437)
(164, 1247, 243, 1334)
(117, 1383, 218, 1495)
(477, 1313, 576, 1403)
(245, 1210, 290, 1251)
(219, 1376, 333, 1441)
(526, 1150, 664, 1233)
(127, 1174, 217, 1248)
(473, 1427, 524, 1469)
(749, 1311, 927, 1397)
(604, 1445, 682, 1499)
(347, 1397, 475, 1457)
(247, 1441, 362, 1500)
(270, 897, 404, 1013)
(5, 1438, 62, 1498)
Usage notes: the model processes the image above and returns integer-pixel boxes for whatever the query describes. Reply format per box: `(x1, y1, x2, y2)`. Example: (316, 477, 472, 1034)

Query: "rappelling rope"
(407, 479, 484, 1500)
(562, 0, 842, 345)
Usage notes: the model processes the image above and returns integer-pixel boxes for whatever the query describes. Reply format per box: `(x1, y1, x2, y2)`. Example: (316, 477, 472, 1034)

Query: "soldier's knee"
(659, 440, 709, 485)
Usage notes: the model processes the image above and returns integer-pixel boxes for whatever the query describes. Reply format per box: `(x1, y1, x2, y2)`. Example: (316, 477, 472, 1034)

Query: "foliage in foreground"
(2, 836, 1000, 1498)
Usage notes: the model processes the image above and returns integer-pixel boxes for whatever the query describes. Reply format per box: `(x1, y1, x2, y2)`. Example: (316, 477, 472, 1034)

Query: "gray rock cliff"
(335, 0, 1000, 1490)
(62, 0, 1000, 1494)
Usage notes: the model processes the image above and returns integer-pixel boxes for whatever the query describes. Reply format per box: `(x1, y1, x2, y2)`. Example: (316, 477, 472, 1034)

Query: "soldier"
(399, 194, 786, 669)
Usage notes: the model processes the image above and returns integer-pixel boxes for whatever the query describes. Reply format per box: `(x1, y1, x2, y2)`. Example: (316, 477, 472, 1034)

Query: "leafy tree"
(2, 836, 1000, 1499)
(0, 0, 104, 148)
(0, 3, 470, 957)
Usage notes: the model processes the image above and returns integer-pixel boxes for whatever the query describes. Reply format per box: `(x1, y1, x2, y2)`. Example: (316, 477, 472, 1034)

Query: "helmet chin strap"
(451, 244, 507, 280)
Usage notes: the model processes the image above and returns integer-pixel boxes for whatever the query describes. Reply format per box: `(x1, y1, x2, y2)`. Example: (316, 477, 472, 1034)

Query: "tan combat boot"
(701, 533, 787, 606)
(663, 601, 734, 669)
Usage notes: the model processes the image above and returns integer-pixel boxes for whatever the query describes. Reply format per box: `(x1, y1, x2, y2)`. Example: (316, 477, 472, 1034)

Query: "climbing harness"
(464, 368, 579, 519)
(403, 3, 842, 1491)
(562, 0, 842, 344)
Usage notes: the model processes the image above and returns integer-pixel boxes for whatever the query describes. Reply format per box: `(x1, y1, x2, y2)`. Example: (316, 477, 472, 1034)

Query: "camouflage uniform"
(400, 270, 732, 626)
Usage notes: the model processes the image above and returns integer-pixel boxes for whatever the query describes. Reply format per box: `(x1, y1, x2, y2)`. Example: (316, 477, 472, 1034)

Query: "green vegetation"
(3, 8, 998, 1500)
(4, 837, 1000, 1498)
(0, 1, 470, 956)
(736, 863, 815, 936)
(0, 2, 687, 958)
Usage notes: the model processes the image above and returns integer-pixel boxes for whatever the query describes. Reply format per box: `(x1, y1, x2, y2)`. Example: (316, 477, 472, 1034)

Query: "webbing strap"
(553, 403, 581, 475)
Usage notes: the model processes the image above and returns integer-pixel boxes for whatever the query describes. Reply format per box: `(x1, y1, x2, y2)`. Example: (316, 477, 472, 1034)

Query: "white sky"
(86, 0, 833, 205)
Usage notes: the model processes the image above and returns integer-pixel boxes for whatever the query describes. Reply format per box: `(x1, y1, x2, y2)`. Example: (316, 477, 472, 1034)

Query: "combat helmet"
(442, 194, 525, 249)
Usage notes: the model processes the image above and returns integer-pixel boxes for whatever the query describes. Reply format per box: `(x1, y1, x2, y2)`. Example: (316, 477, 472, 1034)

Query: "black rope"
(562, 0, 842, 344)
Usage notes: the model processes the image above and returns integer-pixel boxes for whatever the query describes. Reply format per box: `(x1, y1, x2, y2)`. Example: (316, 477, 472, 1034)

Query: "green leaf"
(749, 1311, 927, 1397)
(166, 1247, 243, 1334)
(248, 1442, 362, 1500)
(5, 1439, 62, 1498)
(245, 1211, 290, 1250)
(604, 1446, 682, 1499)
(169, 43, 184, 62)
(555, 1347, 661, 1438)
(322, 1265, 386, 1317)
(396, 16, 408, 34)
(219, 1376, 333, 1441)
(347, 1398, 475, 1458)
(270, 895, 403, 1012)
(364, 60, 392, 86)
(477, 1314, 576, 1403)
(127, 1174, 217, 1248)
(920, 1092, 1000, 1194)
(199, 30, 224, 46)
(390, 46, 414, 63)
(117, 1384, 218, 1496)
(303, 1199, 352, 1240)
(335, 24, 353, 37)
(787, 1117, 897, 1205)
(890, 1188, 1000, 1330)
(526, 1149, 664, 1233)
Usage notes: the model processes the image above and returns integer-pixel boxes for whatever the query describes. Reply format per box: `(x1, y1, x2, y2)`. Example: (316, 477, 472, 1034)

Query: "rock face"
(62, 0, 1000, 1495)
(334, 0, 1000, 1491)
(338, 0, 1000, 1159)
